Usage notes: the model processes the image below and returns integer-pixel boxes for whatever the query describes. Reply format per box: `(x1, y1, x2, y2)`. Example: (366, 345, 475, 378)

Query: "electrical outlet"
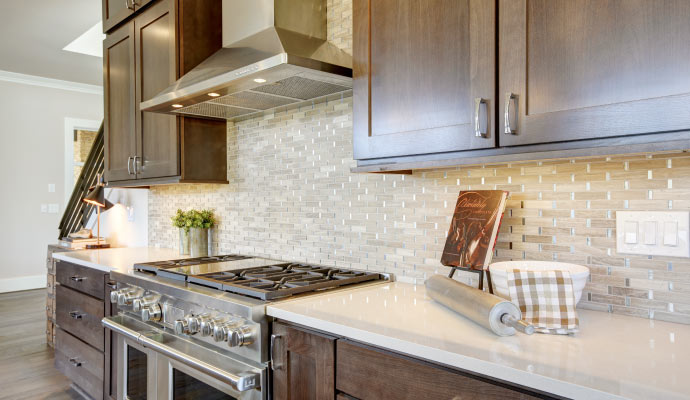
(40, 204, 48, 213)
(48, 204, 59, 214)
(48, 183, 55, 193)
(616, 211, 690, 257)
(127, 206, 135, 222)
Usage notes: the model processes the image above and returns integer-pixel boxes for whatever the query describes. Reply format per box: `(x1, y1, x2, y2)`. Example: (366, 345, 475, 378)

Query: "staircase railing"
(58, 122, 104, 239)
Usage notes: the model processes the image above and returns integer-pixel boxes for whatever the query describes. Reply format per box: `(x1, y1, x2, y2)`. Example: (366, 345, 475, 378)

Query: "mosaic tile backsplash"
(148, 0, 689, 324)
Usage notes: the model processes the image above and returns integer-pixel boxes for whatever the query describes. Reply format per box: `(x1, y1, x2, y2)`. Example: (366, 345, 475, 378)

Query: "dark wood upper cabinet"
(102, 0, 134, 33)
(499, 0, 690, 147)
(134, 0, 179, 180)
(104, 23, 136, 182)
(272, 321, 336, 400)
(353, 0, 496, 160)
(103, 0, 227, 186)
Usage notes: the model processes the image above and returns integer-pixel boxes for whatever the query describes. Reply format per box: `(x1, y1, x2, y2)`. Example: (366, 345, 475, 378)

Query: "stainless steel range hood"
(140, 0, 352, 121)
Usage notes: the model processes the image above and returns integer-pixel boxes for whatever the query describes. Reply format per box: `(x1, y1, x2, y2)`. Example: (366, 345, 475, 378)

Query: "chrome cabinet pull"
(69, 358, 82, 367)
(125, 0, 134, 10)
(504, 93, 518, 135)
(133, 156, 140, 175)
(474, 98, 488, 138)
(70, 276, 85, 282)
(127, 156, 133, 175)
(270, 334, 284, 370)
(69, 311, 84, 320)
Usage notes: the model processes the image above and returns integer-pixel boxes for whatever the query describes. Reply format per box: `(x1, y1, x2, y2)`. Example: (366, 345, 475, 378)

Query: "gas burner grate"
(188, 263, 382, 300)
(134, 254, 249, 275)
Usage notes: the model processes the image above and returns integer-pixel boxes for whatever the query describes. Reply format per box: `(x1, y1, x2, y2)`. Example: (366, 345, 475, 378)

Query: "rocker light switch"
(664, 221, 679, 246)
(616, 211, 690, 257)
(643, 221, 657, 245)
(624, 221, 638, 244)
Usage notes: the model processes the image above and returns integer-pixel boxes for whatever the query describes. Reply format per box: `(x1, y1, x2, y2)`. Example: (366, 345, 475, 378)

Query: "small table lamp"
(82, 175, 113, 249)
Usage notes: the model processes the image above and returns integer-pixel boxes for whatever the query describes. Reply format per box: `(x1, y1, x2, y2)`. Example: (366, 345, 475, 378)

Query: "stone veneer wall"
(148, 0, 690, 324)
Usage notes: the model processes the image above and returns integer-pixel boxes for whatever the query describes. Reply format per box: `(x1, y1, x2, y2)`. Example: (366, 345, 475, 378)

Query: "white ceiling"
(0, 0, 103, 86)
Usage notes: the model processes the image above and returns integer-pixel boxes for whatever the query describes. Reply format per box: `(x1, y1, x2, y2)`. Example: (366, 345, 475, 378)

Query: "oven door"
(104, 314, 265, 400)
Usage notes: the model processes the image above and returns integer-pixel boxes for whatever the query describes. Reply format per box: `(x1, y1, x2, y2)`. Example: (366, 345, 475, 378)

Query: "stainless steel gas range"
(102, 255, 388, 399)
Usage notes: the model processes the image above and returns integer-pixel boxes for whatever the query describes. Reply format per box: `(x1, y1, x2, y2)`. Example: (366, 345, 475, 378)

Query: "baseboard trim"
(0, 275, 47, 293)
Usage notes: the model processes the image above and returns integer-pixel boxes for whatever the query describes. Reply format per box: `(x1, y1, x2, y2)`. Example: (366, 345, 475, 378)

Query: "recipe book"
(441, 190, 509, 271)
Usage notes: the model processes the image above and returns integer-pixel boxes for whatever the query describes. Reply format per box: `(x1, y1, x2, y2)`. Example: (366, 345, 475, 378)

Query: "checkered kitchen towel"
(507, 269, 579, 334)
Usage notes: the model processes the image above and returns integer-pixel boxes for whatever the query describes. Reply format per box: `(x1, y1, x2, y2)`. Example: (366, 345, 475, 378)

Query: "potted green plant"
(171, 209, 217, 257)
(171, 209, 192, 255)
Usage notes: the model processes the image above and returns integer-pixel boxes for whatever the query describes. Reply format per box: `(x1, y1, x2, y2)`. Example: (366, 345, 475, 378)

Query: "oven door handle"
(102, 316, 260, 392)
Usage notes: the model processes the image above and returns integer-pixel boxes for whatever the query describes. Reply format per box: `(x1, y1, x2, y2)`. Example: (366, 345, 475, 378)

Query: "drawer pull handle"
(69, 311, 84, 320)
(69, 358, 82, 367)
(270, 334, 284, 371)
(70, 276, 86, 282)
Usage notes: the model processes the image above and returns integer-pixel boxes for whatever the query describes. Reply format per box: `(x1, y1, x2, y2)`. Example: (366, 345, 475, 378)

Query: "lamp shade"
(83, 185, 114, 210)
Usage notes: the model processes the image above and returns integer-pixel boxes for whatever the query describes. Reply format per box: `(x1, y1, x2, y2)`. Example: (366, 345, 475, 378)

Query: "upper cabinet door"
(353, 0, 496, 160)
(499, 0, 690, 147)
(102, 0, 135, 33)
(103, 23, 136, 182)
(133, 0, 179, 180)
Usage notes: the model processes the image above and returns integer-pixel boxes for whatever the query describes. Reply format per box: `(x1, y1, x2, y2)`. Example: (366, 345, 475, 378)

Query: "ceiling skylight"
(63, 22, 105, 58)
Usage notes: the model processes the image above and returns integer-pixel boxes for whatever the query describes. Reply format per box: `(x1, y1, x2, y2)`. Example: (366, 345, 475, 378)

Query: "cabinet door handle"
(127, 156, 133, 175)
(125, 0, 134, 10)
(133, 156, 141, 175)
(69, 358, 82, 367)
(270, 334, 284, 371)
(69, 310, 84, 320)
(474, 98, 488, 138)
(70, 276, 85, 282)
(504, 93, 518, 135)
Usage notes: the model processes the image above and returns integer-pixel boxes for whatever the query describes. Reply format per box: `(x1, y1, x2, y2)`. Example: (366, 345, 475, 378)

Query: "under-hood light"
(172, 104, 184, 108)
(208, 92, 220, 97)
(253, 78, 267, 83)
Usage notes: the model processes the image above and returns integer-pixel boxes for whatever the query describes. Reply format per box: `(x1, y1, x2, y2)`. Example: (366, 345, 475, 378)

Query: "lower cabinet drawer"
(55, 328, 104, 400)
(336, 340, 547, 400)
(56, 285, 105, 351)
(56, 260, 106, 300)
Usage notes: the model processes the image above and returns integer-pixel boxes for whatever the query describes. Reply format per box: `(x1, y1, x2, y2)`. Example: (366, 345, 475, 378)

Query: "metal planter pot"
(190, 228, 209, 257)
(179, 229, 190, 255)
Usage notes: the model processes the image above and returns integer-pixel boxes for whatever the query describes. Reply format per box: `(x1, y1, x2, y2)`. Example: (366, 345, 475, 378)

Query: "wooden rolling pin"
(425, 275, 534, 336)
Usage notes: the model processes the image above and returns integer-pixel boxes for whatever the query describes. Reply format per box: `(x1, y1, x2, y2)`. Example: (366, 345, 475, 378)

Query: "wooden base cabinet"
(271, 321, 337, 400)
(54, 260, 116, 399)
(104, 0, 227, 187)
(271, 321, 556, 400)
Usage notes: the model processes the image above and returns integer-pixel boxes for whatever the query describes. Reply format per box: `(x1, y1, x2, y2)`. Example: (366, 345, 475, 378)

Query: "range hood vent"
(141, 0, 352, 121)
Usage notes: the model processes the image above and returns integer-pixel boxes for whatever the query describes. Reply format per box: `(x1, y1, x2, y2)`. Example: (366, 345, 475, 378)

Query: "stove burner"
(189, 263, 381, 300)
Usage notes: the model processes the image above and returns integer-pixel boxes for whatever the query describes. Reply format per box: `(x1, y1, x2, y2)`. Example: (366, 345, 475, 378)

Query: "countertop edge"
(53, 252, 114, 272)
(266, 306, 625, 400)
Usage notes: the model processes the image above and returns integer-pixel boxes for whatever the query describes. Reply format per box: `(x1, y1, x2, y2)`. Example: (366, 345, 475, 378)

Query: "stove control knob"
(140, 304, 161, 322)
(199, 316, 221, 337)
(173, 319, 189, 335)
(132, 295, 157, 312)
(174, 315, 201, 335)
(118, 289, 142, 306)
(227, 325, 255, 348)
(213, 320, 241, 342)
(110, 287, 134, 304)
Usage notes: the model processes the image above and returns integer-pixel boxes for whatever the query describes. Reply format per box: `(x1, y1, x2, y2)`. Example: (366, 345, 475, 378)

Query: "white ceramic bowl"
(488, 261, 590, 304)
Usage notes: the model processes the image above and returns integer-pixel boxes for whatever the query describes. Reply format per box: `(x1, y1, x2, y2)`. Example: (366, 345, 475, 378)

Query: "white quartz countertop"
(267, 282, 689, 400)
(53, 247, 187, 273)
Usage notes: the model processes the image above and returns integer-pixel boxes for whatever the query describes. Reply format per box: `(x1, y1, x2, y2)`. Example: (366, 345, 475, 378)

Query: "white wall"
(0, 79, 104, 292)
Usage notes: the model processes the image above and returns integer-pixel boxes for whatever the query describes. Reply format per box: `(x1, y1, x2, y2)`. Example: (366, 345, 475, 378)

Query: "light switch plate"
(48, 203, 59, 214)
(616, 211, 690, 257)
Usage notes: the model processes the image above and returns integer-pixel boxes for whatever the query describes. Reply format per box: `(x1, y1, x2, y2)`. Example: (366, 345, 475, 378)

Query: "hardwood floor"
(0, 289, 82, 400)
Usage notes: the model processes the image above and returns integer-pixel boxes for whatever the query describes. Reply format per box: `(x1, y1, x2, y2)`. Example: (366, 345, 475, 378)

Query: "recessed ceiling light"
(253, 78, 267, 83)
(172, 104, 184, 108)
(208, 92, 220, 97)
